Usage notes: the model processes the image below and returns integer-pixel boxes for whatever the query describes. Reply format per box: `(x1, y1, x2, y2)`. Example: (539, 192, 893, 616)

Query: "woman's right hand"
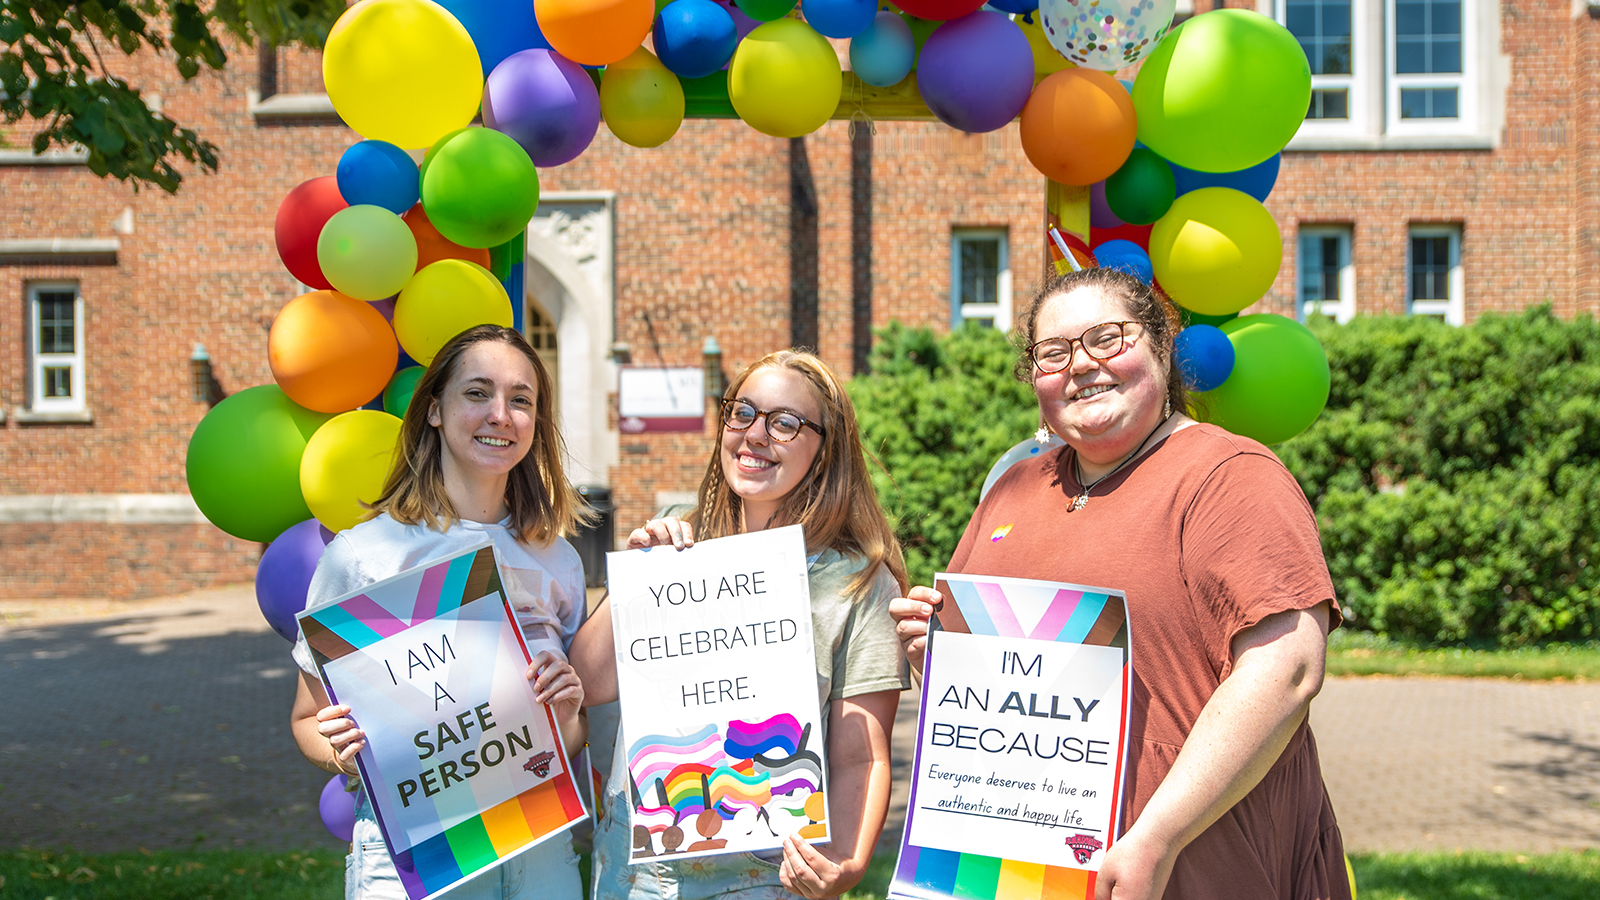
(626, 516, 695, 550)
(888, 585, 943, 679)
(316, 703, 365, 776)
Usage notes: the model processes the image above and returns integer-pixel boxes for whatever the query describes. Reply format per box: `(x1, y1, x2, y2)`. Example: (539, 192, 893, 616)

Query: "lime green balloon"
(383, 366, 426, 417)
(1149, 187, 1282, 316)
(729, 20, 841, 139)
(419, 126, 540, 249)
(1105, 148, 1176, 225)
(736, 0, 798, 21)
(1131, 10, 1310, 173)
(317, 204, 418, 300)
(1200, 314, 1330, 446)
(186, 385, 334, 542)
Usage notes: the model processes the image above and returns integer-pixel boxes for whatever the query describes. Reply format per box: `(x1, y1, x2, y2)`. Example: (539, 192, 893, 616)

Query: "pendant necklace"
(1068, 414, 1170, 512)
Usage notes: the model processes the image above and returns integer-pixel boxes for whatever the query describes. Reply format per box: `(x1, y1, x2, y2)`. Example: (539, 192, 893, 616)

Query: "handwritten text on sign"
(909, 631, 1125, 870)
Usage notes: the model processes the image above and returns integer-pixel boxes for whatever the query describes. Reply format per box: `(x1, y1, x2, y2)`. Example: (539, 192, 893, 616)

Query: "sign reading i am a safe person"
(606, 525, 830, 863)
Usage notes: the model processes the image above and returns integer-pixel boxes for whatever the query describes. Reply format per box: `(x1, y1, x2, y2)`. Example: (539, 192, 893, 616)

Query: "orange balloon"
(402, 204, 491, 272)
(1019, 69, 1137, 186)
(269, 290, 400, 414)
(536, 0, 653, 66)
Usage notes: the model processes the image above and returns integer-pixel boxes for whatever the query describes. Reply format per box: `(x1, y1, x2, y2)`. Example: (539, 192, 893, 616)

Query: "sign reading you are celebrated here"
(606, 525, 828, 863)
(891, 573, 1132, 900)
(298, 543, 586, 900)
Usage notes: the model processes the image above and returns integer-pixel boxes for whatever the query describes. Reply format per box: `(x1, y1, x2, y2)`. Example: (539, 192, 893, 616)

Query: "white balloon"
(1037, 0, 1177, 72)
(981, 434, 1068, 501)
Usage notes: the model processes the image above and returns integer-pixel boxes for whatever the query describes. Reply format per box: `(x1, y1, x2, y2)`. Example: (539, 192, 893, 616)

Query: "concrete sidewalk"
(4, 586, 1599, 854)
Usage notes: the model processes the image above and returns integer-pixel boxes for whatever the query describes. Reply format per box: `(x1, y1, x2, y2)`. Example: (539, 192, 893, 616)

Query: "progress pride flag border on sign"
(297, 542, 587, 900)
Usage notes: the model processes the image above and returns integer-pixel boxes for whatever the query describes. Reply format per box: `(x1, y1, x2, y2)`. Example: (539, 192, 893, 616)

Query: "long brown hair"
(686, 350, 909, 599)
(369, 325, 592, 544)
(1013, 268, 1190, 415)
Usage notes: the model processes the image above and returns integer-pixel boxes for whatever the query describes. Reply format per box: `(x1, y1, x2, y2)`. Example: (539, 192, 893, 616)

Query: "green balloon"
(1104, 148, 1176, 225)
(419, 127, 540, 249)
(186, 385, 333, 542)
(1180, 307, 1239, 328)
(1200, 314, 1329, 446)
(737, 0, 797, 21)
(901, 14, 940, 61)
(1131, 10, 1311, 173)
(383, 366, 426, 418)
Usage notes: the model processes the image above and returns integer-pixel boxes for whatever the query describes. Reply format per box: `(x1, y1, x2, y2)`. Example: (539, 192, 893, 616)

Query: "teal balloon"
(383, 366, 426, 417)
(419, 127, 540, 249)
(186, 385, 333, 542)
(1104, 148, 1176, 225)
(1200, 314, 1330, 445)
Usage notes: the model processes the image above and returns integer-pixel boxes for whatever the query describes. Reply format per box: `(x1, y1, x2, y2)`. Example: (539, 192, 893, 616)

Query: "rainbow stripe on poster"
(889, 574, 1129, 900)
(298, 544, 588, 900)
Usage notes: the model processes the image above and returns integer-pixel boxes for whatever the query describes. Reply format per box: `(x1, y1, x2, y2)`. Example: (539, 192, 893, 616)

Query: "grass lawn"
(1326, 630, 1600, 680)
(6, 847, 1599, 899)
(1349, 849, 1600, 900)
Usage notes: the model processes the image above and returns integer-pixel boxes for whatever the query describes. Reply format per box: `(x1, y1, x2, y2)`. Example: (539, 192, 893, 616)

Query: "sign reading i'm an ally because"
(891, 573, 1132, 900)
(297, 543, 587, 900)
(606, 524, 830, 863)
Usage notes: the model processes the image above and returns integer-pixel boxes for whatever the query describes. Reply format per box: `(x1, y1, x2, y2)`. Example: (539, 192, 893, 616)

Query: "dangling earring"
(1034, 413, 1053, 445)
(1164, 396, 1172, 420)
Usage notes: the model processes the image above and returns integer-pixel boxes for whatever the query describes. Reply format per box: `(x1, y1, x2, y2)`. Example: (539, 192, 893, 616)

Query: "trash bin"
(573, 485, 614, 588)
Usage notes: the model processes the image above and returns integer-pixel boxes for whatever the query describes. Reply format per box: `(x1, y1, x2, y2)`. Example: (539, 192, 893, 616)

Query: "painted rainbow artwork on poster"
(299, 544, 587, 900)
(888, 574, 1130, 900)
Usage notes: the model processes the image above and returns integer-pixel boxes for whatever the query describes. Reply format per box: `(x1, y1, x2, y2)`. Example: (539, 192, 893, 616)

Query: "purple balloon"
(256, 518, 332, 642)
(483, 49, 600, 168)
(1091, 181, 1126, 229)
(916, 12, 1033, 134)
(320, 774, 357, 842)
(713, 0, 760, 48)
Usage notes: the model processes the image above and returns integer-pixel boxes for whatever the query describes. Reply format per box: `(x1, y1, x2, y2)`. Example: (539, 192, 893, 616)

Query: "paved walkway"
(4, 586, 1599, 854)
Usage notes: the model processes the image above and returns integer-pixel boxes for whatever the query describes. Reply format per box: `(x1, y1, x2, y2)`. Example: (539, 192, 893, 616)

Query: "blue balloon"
(335, 140, 419, 217)
(654, 0, 738, 79)
(987, 0, 1038, 15)
(803, 0, 877, 39)
(1170, 154, 1281, 202)
(1174, 324, 1237, 392)
(435, 0, 549, 76)
(1093, 239, 1153, 284)
(849, 12, 915, 87)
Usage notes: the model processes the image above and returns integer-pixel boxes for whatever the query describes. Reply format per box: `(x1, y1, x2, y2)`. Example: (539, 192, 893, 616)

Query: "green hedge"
(850, 309, 1600, 647)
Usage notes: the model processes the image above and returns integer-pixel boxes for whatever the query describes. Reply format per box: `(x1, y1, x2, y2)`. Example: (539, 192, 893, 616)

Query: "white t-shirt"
(292, 513, 586, 677)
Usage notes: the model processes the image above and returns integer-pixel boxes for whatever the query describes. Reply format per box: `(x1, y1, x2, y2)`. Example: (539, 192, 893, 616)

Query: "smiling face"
(719, 366, 824, 530)
(1032, 285, 1171, 471)
(426, 341, 540, 487)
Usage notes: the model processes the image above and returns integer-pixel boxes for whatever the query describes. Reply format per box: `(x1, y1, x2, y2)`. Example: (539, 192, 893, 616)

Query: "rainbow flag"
(889, 574, 1130, 900)
(299, 543, 587, 900)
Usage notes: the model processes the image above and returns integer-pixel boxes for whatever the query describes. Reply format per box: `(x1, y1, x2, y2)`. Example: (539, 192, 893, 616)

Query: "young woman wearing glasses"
(890, 267, 1350, 900)
(569, 349, 909, 900)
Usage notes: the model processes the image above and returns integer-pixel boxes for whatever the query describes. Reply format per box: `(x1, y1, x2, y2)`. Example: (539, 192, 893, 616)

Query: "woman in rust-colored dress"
(891, 268, 1351, 900)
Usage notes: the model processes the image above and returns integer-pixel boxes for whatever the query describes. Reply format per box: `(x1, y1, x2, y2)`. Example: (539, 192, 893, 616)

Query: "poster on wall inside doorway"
(618, 366, 706, 433)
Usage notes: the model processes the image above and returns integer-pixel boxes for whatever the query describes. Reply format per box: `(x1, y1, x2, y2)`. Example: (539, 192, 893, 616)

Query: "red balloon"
(894, 0, 985, 21)
(1091, 223, 1154, 253)
(275, 177, 349, 290)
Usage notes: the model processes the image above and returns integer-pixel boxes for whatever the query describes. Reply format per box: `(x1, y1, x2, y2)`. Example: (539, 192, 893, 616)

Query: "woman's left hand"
(1092, 830, 1178, 900)
(778, 834, 855, 899)
(527, 651, 583, 723)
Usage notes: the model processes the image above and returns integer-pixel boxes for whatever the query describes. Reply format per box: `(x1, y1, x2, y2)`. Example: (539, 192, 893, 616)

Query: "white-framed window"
(951, 229, 1011, 330)
(1406, 225, 1463, 324)
(1283, 0, 1360, 128)
(1387, 0, 1475, 136)
(27, 281, 86, 413)
(1297, 225, 1356, 323)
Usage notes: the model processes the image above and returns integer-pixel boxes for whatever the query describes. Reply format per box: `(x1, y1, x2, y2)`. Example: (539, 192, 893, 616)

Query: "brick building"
(1, 0, 1596, 598)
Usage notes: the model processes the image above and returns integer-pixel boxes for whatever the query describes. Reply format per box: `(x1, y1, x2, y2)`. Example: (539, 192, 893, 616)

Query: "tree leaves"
(1, 0, 343, 192)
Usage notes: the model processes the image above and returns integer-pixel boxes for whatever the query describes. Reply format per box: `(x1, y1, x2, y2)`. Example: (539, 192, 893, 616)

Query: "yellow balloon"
(300, 410, 403, 533)
(1016, 15, 1074, 76)
(394, 259, 513, 364)
(601, 48, 685, 148)
(1149, 187, 1283, 317)
(729, 19, 841, 139)
(324, 0, 483, 149)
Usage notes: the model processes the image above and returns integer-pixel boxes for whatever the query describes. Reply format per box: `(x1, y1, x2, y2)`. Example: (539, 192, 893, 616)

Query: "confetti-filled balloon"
(1038, 0, 1176, 71)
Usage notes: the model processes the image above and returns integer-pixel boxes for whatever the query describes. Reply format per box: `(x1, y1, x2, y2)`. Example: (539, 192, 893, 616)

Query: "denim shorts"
(346, 793, 582, 900)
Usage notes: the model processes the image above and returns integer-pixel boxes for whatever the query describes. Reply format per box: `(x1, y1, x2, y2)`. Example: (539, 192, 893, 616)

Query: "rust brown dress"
(947, 423, 1351, 900)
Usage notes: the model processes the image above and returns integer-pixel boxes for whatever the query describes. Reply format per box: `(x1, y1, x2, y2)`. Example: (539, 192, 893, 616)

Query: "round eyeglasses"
(1028, 321, 1137, 375)
(720, 399, 824, 442)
